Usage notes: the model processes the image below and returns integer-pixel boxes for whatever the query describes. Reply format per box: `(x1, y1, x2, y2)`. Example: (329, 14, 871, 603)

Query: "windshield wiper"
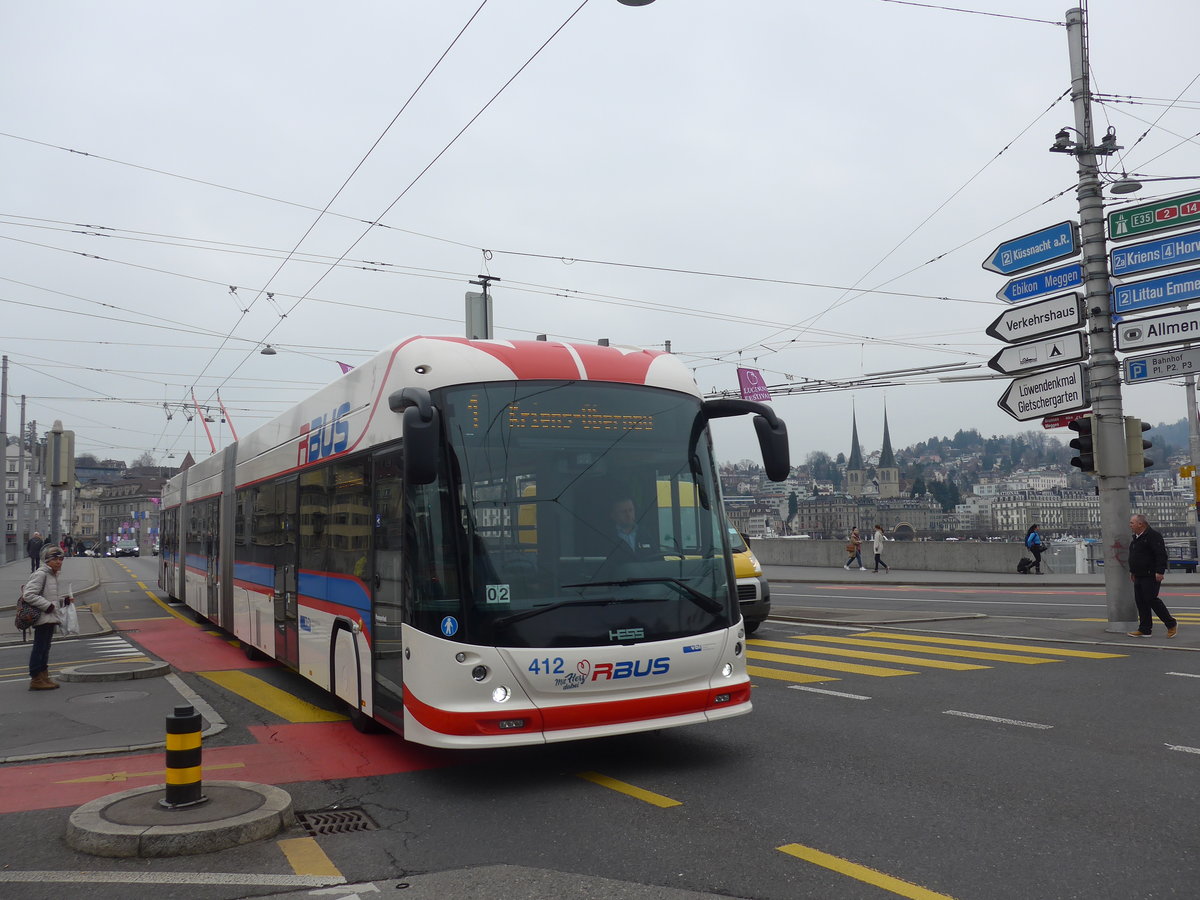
(562, 578, 725, 614)
(492, 598, 626, 630)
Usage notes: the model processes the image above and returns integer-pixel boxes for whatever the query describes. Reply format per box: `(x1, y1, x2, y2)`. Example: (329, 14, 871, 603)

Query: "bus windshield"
(405, 380, 734, 648)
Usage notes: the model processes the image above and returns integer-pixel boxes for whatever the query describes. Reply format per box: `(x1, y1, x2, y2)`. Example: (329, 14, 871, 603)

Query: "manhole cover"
(68, 690, 151, 705)
(296, 808, 378, 836)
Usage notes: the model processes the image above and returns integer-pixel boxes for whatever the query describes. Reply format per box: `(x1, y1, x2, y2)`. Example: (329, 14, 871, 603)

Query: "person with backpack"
(1024, 524, 1044, 574)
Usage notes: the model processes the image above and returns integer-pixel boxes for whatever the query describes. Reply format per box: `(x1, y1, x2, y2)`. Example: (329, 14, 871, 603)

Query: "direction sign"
(996, 263, 1084, 303)
(1114, 307, 1200, 353)
(1108, 190, 1200, 242)
(1110, 228, 1200, 278)
(982, 221, 1078, 275)
(1112, 267, 1200, 315)
(1124, 346, 1200, 385)
(997, 363, 1088, 422)
(1042, 411, 1090, 430)
(987, 331, 1086, 375)
(985, 292, 1084, 344)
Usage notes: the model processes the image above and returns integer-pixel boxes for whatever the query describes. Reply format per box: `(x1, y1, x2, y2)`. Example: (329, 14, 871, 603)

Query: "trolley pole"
(1062, 7, 1136, 630)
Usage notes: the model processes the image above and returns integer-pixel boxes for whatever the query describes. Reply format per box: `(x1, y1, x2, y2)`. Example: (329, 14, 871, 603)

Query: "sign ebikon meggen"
(981, 221, 1079, 276)
(1108, 190, 1200, 242)
(996, 263, 1084, 304)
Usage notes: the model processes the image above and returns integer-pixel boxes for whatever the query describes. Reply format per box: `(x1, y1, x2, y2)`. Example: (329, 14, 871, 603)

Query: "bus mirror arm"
(390, 387, 441, 485)
(701, 399, 790, 483)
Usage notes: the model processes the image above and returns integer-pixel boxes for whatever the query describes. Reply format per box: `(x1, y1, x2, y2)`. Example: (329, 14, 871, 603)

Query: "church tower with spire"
(846, 412, 865, 498)
(876, 408, 900, 499)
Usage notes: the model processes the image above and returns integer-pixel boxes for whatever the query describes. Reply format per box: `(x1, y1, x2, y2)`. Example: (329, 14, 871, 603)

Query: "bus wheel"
(347, 703, 383, 734)
(241, 641, 266, 661)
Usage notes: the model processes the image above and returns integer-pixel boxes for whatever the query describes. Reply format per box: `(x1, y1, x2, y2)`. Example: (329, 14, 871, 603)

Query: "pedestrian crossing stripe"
(750, 639, 988, 670)
(747, 650, 917, 677)
(791, 635, 1062, 664)
(850, 632, 1126, 659)
(747, 666, 840, 684)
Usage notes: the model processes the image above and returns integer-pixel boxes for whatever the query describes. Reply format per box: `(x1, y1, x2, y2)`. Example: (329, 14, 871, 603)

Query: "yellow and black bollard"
(160, 704, 209, 809)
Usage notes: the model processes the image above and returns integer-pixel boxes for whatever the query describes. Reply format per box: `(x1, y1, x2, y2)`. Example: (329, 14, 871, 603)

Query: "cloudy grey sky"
(2, 0, 1198, 466)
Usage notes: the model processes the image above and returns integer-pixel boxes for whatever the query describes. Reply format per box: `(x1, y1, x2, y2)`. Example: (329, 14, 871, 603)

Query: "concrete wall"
(751, 537, 1033, 573)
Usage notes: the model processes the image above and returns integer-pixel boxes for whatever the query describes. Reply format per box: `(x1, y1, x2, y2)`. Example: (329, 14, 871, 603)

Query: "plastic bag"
(61, 600, 80, 636)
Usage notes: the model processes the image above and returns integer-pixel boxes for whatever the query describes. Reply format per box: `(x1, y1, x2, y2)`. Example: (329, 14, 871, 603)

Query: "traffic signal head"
(1068, 414, 1097, 474)
(1125, 417, 1153, 474)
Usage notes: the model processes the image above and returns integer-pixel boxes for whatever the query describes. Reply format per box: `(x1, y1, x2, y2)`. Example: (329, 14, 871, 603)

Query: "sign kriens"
(987, 331, 1087, 376)
(981, 221, 1079, 275)
(1108, 191, 1200, 242)
(997, 363, 1088, 422)
(985, 292, 1084, 344)
(1110, 228, 1200, 278)
(1114, 307, 1200, 353)
(1124, 347, 1200, 385)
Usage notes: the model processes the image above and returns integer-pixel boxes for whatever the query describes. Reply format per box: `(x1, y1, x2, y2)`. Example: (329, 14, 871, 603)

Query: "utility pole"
(1186, 375, 1200, 558)
(1060, 7, 1136, 630)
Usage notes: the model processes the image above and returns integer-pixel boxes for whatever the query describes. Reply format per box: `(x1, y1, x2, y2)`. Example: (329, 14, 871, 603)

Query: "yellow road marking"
(792, 636, 1058, 665)
(199, 670, 347, 723)
(576, 771, 681, 808)
(779, 843, 956, 900)
(750, 639, 986, 671)
(58, 762, 246, 784)
(747, 665, 840, 684)
(853, 632, 1127, 659)
(748, 650, 916, 677)
(278, 836, 343, 878)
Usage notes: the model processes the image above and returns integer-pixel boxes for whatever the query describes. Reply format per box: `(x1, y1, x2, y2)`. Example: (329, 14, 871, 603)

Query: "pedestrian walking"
(872, 524, 891, 573)
(1127, 514, 1178, 638)
(843, 528, 865, 571)
(1024, 524, 1045, 574)
(21, 544, 74, 690)
(26, 531, 45, 573)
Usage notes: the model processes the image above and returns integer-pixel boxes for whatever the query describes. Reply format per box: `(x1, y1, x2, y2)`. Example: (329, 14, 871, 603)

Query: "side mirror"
(390, 387, 441, 485)
(701, 398, 790, 482)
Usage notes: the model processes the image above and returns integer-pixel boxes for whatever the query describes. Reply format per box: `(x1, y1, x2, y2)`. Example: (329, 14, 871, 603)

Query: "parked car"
(729, 527, 770, 634)
(112, 539, 140, 557)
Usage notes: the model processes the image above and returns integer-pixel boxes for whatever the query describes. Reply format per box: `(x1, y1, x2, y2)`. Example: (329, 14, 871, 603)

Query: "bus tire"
(241, 641, 266, 661)
(347, 703, 383, 734)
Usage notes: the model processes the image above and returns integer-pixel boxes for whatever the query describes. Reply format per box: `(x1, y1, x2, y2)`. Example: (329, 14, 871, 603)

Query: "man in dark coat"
(1127, 514, 1178, 638)
(26, 531, 45, 573)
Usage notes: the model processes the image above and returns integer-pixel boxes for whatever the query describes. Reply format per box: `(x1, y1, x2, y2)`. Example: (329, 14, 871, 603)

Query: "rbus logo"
(589, 658, 670, 681)
(298, 401, 352, 465)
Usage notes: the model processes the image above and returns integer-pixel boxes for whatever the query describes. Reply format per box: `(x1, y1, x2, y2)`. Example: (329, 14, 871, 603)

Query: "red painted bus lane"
(0, 722, 457, 814)
(117, 616, 274, 672)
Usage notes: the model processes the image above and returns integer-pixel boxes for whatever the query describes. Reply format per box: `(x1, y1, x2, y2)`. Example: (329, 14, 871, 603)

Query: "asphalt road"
(3, 561, 1199, 899)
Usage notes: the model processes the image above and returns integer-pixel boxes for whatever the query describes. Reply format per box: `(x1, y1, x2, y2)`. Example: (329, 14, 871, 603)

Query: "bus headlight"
(721, 663, 734, 678)
(491, 685, 511, 703)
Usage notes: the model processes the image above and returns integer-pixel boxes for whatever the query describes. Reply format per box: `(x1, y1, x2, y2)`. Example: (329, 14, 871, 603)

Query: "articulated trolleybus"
(160, 337, 788, 748)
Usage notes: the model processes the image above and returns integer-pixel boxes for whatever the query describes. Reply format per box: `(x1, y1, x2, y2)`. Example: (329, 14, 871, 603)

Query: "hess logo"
(298, 401, 351, 465)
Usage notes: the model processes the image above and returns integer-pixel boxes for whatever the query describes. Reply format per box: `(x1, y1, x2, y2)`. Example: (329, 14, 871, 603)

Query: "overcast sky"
(2, 0, 1198, 468)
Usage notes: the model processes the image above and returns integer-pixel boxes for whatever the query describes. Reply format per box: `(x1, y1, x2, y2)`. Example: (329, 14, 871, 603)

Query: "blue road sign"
(982, 221, 1078, 275)
(996, 263, 1084, 304)
(1110, 228, 1200, 278)
(1113, 267, 1200, 315)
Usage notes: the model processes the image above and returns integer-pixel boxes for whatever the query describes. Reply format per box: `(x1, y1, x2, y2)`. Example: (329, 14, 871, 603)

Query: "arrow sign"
(982, 221, 1078, 275)
(985, 292, 1084, 344)
(1110, 228, 1200, 278)
(987, 331, 1087, 375)
(997, 363, 1088, 422)
(1115, 307, 1200, 352)
(1124, 346, 1200, 385)
(1112, 266, 1200, 315)
(1108, 190, 1200, 242)
(996, 263, 1084, 303)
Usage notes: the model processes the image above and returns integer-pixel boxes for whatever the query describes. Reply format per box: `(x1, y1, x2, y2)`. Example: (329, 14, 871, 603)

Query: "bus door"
(370, 449, 405, 719)
(273, 476, 299, 668)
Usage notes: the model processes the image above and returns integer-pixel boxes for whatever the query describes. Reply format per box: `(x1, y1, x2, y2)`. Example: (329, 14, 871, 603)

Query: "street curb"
(65, 780, 294, 858)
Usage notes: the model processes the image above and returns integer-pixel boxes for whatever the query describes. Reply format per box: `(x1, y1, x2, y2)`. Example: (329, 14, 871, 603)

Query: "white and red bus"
(159, 336, 788, 748)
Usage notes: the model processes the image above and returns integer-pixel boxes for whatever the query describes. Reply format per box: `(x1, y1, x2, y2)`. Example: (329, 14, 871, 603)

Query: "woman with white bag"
(21, 544, 74, 691)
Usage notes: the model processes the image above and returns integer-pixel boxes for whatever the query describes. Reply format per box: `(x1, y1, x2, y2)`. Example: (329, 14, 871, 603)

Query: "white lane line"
(0, 872, 345, 887)
(775, 591, 1106, 609)
(1165, 743, 1200, 755)
(943, 710, 1053, 729)
(1166, 672, 1200, 679)
(788, 686, 872, 700)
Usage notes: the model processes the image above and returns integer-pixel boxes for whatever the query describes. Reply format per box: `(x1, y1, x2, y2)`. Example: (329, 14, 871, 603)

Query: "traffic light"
(1125, 417, 1153, 474)
(1068, 414, 1098, 474)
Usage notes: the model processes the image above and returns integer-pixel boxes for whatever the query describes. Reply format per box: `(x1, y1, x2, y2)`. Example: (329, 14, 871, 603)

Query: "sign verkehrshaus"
(996, 263, 1084, 303)
(1124, 347, 1200, 385)
(985, 292, 1083, 344)
(987, 331, 1087, 376)
(1112, 267, 1200, 315)
(997, 363, 1088, 422)
(1108, 191, 1200, 242)
(981, 221, 1079, 275)
(1110, 228, 1200, 278)
(1114, 307, 1200, 353)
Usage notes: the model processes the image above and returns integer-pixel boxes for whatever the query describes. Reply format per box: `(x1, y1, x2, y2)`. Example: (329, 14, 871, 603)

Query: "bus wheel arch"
(330, 620, 383, 733)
